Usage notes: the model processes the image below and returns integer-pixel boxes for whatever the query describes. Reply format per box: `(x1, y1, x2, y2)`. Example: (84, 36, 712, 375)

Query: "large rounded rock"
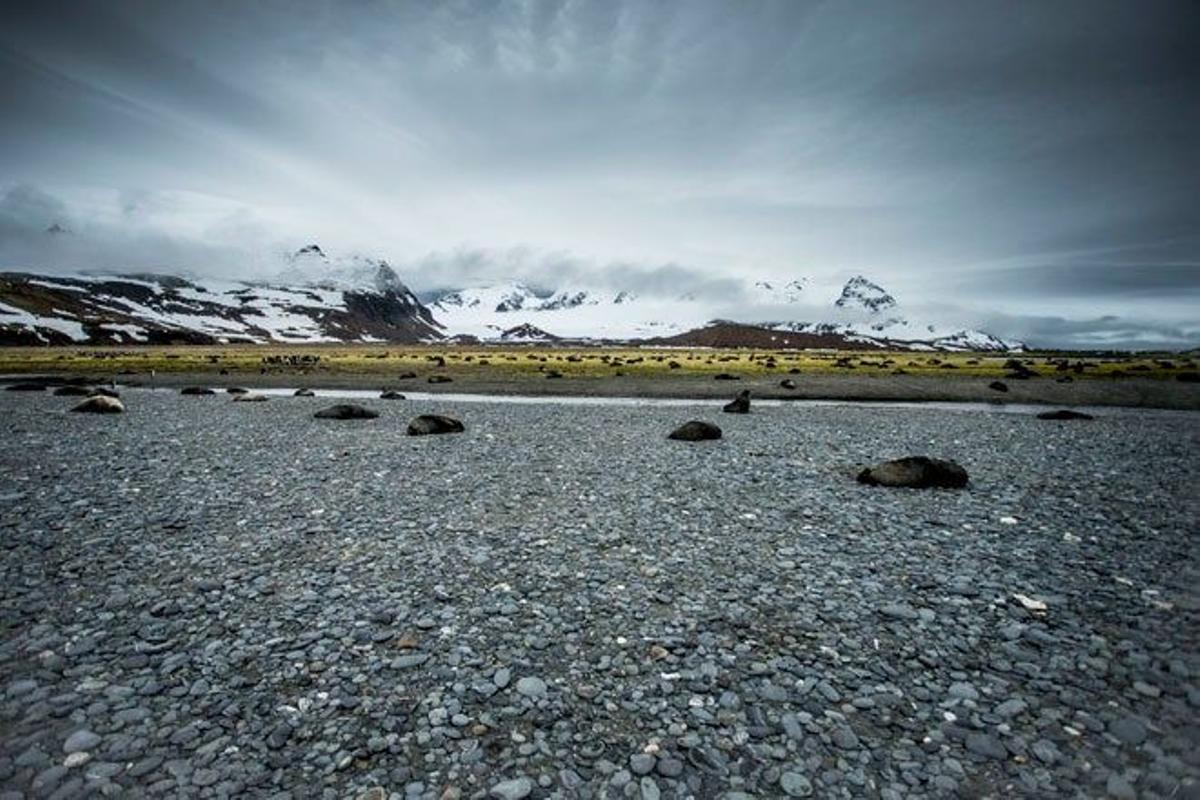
(723, 390, 751, 414)
(1036, 409, 1094, 421)
(314, 404, 379, 420)
(181, 386, 215, 396)
(71, 396, 125, 414)
(668, 421, 722, 441)
(407, 414, 465, 436)
(857, 456, 968, 488)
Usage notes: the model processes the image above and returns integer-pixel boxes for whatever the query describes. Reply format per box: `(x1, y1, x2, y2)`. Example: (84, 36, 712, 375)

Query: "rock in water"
(71, 396, 125, 414)
(1036, 409, 1094, 421)
(5, 382, 47, 392)
(857, 456, 968, 488)
(380, 390, 406, 399)
(53, 385, 92, 396)
(723, 390, 751, 414)
(181, 386, 215, 396)
(233, 393, 269, 402)
(668, 421, 722, 441)
(988, 380, 1009, 392)
(407, 414, 465, 436)
(293, 388, 315, 397)
(314, 404, 379, 420)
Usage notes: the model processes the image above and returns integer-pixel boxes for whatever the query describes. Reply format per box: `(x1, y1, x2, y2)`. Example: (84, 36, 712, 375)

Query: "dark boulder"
(53, 385, 92, 396)
(5, 383, 47, 392)
(398, 372, 418, 380)
(407, 414, 465, 436)
(988, 381, 1008, 393)
(723, 390, 751, 414)
(181, 386, 215, 396)
(779, 379, 796, 390)
(314, 404, 379, 420)
(857, 456, 969, 489)
(713, 373, 740, 381)
(71, 396, 125, 414)
(226, 387, 249, 395)
(668, 421, 723, 441)
(1036, 409, 1094, 421)
(294, 388, 316, 397)
(380, 390, 406, 399)
(427, 375, 453, 384)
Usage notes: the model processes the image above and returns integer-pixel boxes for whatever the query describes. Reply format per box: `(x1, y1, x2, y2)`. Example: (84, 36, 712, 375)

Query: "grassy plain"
(0, 343, 1194, 381)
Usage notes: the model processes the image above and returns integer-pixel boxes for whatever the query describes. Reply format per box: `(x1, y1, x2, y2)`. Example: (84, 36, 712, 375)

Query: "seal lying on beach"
(857, 456, 968, 488)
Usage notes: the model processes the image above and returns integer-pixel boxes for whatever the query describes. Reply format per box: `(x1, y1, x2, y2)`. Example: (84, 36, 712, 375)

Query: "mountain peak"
(835, 275, 897, 314)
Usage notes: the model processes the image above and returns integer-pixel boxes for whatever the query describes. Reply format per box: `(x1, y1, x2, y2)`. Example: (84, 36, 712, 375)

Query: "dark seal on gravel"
(988, 380, 1009, 393)
(407, 414, 465, 435)
(380, 390, 406, 399)
(180, 386, 215, 396)
(232, 393, 269, 403)
(857, 456, 968, 488)
(294, 388, 315, 397)
(314, 404, 379, 420)
(5, 383, 47, 392)
(713, 373, 740, 381)
(723, 390, 750, 414)
(53, 385, 92, 396)
(780, 379, 796, 390)
(668, 420, 722, 441)
(226, 387, 249, 395)
(1037, 409, 1094, 421)
(427, 375, 453, 384)
(71, 396, 125, 414)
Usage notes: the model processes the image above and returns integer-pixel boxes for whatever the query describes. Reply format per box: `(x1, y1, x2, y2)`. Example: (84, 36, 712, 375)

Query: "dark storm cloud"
(0, 0, 1197, 346)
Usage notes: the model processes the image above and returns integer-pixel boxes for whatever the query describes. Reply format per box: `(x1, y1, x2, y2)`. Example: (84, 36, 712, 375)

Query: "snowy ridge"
(0, 247, 440, 344)
(429, 274, 1021, 351)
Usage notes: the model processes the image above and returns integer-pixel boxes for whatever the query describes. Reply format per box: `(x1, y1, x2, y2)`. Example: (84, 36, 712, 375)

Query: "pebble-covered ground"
(1, 390, 1197, 799)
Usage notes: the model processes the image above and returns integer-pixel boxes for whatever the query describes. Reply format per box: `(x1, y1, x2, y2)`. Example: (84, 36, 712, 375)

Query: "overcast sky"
(1, 0, 1197, 347)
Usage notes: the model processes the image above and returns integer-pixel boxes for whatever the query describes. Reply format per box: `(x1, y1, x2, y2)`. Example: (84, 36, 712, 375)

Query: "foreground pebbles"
(0, 391, 1197, 799)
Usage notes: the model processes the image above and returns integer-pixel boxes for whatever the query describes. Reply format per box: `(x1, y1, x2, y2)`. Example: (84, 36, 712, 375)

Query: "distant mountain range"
(0, 245, 1021, 350)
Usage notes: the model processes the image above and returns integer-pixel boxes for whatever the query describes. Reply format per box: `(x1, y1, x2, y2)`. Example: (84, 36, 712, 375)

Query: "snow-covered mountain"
(0, 253, 1022, 351)
(429, 274, 1022, 351)
(0, 247, 440, 345)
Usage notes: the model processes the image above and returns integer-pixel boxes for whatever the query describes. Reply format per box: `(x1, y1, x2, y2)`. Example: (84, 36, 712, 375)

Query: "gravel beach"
(1, 390, 1197, 799)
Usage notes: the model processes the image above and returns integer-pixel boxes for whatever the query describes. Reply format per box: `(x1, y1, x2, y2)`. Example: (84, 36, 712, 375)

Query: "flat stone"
(62, 730, 101, 754)
(965, 733, 1008, 760)
(781, 771, 814, 797)
(489, 777, 533, 799)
